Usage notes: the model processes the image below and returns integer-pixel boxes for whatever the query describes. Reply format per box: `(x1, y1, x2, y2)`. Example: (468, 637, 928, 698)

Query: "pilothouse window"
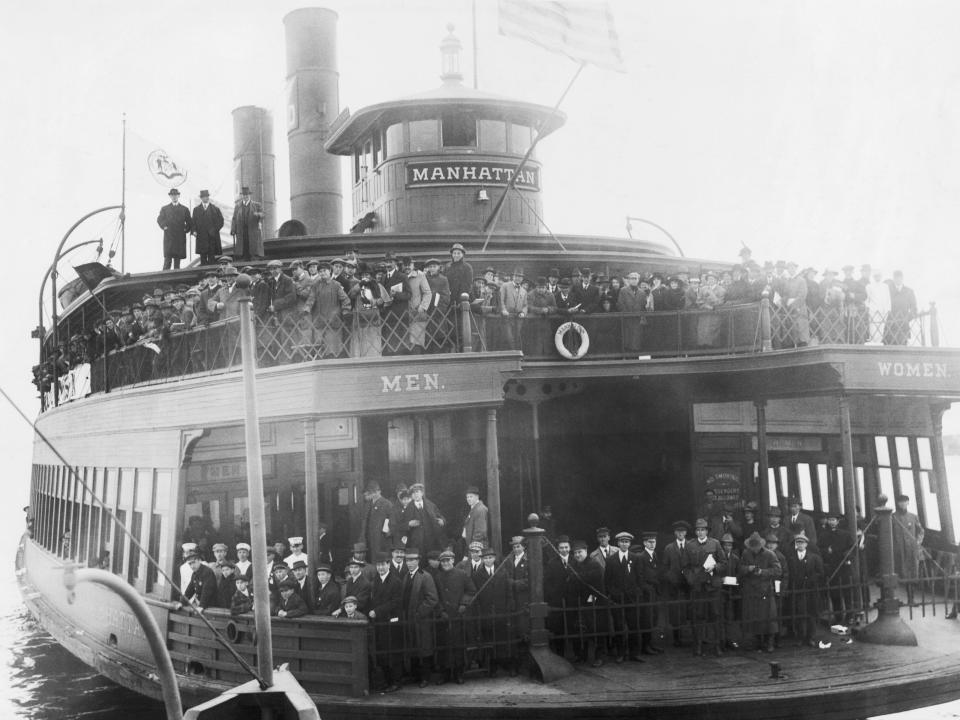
(441, 113, 476, 148)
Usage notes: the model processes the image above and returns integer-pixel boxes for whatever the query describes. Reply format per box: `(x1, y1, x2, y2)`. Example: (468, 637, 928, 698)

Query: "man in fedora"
(157, 188, 193, 270)
(191, 189, 224, 266)
(230, 186, 264, 261)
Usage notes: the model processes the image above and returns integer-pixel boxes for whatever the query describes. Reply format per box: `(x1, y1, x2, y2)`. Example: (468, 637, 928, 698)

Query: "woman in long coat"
(737, 532, 782, 652)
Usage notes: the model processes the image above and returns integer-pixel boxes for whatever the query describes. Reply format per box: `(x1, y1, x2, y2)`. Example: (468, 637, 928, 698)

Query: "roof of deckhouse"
(324, 81, 567, 155)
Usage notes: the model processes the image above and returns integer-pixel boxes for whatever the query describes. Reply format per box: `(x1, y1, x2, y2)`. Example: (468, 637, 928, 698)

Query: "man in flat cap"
(261, 259, 297, 325)
(230, 186, 264, 261)
(605, 531, 644, 662)
(892, 494, 923, 604)
(499, 267, 527, 350)
(191, 189, 224, 266)
(157, 188, 193, 270)
(785, 531, 823, 646)
(399, 549, 439, 688)
(682, 518, 727, 656)
(360, 481, 394, 558)
(435, 550, 476, 684)
(461, 486, 489, 553)
(444, 243, 474, 307)
(274, 578, 308, 618)
(314, 564, 341, 616)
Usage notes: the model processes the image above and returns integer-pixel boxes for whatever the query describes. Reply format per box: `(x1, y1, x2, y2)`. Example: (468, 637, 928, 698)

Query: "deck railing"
(60, 299, 937, 400)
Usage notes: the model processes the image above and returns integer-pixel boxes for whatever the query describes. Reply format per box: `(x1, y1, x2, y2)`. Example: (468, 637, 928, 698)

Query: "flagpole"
(472, 0, 479, 89)
(121, 113, 127, 274)
(480, 60, 586, 251)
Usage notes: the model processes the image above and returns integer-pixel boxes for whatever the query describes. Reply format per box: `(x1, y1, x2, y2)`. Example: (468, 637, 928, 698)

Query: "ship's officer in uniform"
(285, 536, 308, 567)
(181, 551, 218, 612)
(190, 189, 224, 266)
(157, 187, 193, 270)
(235, 542, 253, 582)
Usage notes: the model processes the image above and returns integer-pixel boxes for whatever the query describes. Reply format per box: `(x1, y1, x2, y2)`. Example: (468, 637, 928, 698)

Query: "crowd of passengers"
(34, 244, 921, 393)
(173, 481, 927, 692)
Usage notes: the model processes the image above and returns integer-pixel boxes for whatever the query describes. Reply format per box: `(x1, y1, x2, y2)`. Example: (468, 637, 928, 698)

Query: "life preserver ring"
(555, 321, 590, 359)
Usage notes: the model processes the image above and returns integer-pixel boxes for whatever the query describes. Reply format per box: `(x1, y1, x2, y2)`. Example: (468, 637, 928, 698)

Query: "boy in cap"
(337, 558, 371, 615)
(339, 595, 366, 621)
(314, 564, 341, 616)
(230, 574, 254, 616)
(215, 561, 238, 608)
(274, 578, 308, 618)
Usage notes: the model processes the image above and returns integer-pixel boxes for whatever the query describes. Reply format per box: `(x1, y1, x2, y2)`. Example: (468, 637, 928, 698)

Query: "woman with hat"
(738, 532, 782, 653)
(695, 270, 726, 349)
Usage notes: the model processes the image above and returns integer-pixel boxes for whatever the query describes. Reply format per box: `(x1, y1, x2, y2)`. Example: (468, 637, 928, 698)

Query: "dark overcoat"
(191, 202, 224, 257)
(401, 569, 438, 657)
(230, 200, 264, 257)
(738, 546, 781, 635)
(157, 202, 193, 259)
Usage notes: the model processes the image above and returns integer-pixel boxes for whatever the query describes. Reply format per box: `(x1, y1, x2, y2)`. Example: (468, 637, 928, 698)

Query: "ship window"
(441, 112, 477, 148)
(373, 131, 383, 167)
(874, 436, 890, 466)
(797, 464, 814, 510)
(112, 509, 126, 575)
(816, 464, 830, 512)
(385, 122, 403, 157)
(409, 119, 439, 152)
(919, 471, 941, 531)
(149, 470, 172, 594)
(917, 438, 933, 469)
(509, 123, 534, 157)
(894, 437, 912, 468)
(855, 466, 865, 516)
(479, 119, 507, 153)
(877, 467, 895, 506)
(76, 468, 90, 565)
(127, 511, 142, 583)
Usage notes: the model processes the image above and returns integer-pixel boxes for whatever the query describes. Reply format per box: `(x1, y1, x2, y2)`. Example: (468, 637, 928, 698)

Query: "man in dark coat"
(400, 549, 439, 688)
(191, 190, 225, 265)
(263, 259, 298, 325)
(360, 481, 394, 558)
(474, 547, 516, 675)
(570, 267, 601, 314)
(289, 560, 316, 614)
(368, 552, 403, 692)
(338, 559, 372, 615)
(604, 531, 644, 662)
(181, 553, 217, 611)
(635, 531, 664, 655)
(820, 512, 855, 624)
(885, 270, 918, 345)
(314, 564, 341, 616)
(443, 243, 474, 306)
(544, 536, 580, 659)
(215, 562, 237, 609)
(682, 519, 727, 657)
(661, 521, 690, 648)
(157, 188, 193, 270)
(786, 498, 818, 550)
(434, 550, 476, 684)
(571, 540, 606, 666)
(401, 483, 446, 553)
(230, 186, 264, 261)
(785, 531, 823, 646)
(738, 532, 781, 652)
(274, 579, 308, 618)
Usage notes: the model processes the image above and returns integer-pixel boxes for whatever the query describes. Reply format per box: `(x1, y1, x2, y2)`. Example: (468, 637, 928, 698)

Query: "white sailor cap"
(288, 536, 304, 545)
(236, 542, 251, 551)
(181, 542, 198, 554)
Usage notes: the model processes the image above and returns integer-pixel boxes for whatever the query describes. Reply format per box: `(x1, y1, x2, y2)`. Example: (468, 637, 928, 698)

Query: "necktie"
(488, 568, 493, 577)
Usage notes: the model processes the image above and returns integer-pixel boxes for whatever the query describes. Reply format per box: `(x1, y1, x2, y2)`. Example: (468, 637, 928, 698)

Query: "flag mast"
(121, 112, 127, 274)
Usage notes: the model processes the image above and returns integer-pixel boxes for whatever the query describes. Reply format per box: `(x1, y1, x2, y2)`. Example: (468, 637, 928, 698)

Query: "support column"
(303, 419, 319, 580)
(414, 416, 427, 489)
(838, 395, 861, 586)
(857, 506, 917, 646)
(524, 519, 573, 682)
(930, 404, 956, 545)
(531, 401, 542, 513)
(486, 408, 502, 557)
(755, 400, 769, 512)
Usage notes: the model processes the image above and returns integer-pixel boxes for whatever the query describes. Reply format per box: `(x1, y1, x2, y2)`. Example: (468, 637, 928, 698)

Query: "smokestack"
(232, 106, 277, 240)
(284, 7, 342, 235)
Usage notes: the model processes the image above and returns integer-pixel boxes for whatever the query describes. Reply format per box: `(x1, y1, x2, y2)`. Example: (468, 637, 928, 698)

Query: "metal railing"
(66, 299, 937, 399)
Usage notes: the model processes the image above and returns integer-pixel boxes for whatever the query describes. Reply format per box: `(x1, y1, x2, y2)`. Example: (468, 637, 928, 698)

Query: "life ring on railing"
(555, 321, 590, 359)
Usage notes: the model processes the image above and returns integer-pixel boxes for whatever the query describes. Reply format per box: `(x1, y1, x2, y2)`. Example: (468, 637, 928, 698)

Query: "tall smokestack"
(232, 106, 277, 240)
(284, 7, 342, 235)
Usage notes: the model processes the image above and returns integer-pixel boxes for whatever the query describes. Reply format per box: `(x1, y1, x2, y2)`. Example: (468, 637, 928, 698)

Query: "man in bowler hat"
(157, 188, 193, 270)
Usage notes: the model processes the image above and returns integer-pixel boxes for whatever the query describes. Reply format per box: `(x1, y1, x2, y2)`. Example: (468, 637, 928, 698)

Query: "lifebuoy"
(555, 321, 590, 359)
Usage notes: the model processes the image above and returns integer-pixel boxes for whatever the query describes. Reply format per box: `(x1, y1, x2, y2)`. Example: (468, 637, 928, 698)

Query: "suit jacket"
(554, 290, 580, 314)
(426, 273, 451, 311)
(314, 579, 342, 615)
(786, 512, 818, 548)
(230, 200, 264, 257)
(296, 576, 316, 613)
(274, 591, 308, 618)
(406, 271, 432, 316)
(435, 567, 476, 617)
(462, 501, 489, 547)
(589, 544, 615, 572)
(191, 202, 224, 256)
(662, 541, 687, 587)
(157, 202, 193, 259)
(342, 574, 372, 614)
(208, 283, 249, 319)
(401, 498, 446, 552)
(183, 563, 218, 609)
(545, 556, 579, 607)
(369, 571, 402, 621)
(264, 272, 298, 321)
(635, 549, 662, 597)
(499, 282, 527, 315)
(509, 552, 530, 608)
(360, 495, 394, 557)
(230, 588, 254, 616)
(570, 282, 601, 314)
(604, 551, 641, 600)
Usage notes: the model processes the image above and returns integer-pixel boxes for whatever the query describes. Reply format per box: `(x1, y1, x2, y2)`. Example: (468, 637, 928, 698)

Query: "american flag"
(498, 0, 625, 72)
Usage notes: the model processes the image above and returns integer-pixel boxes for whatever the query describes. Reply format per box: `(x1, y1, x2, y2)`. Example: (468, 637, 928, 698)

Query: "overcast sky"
(1, 0, 959, 517)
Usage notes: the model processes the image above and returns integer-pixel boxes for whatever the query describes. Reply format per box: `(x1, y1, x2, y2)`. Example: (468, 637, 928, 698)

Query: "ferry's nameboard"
(406, 161, 540, 190)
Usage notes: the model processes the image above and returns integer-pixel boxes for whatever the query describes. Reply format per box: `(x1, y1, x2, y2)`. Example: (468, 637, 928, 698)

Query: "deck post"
(856, 505, 917, 646)
(303, 419, 319, 580)
(414, 416, 427, 489)
(929, 404, 955, 545)
(760, 292, 773, 352)
(531, 401, 542, 513)
(838, 395, 862, 591)
(929, 302, 939, 347)
(755, 399, 769, 511)
(460, 294, 473, 353)
(486, 408, 502, 556)
(524, 519, 574, 681)
(238, 297, 275, 685)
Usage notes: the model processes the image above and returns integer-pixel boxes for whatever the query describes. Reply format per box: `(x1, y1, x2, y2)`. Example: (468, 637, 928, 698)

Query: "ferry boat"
(17, 6, 960, 719)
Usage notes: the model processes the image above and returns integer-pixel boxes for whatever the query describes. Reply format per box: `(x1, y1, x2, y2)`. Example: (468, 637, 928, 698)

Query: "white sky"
(1, 0, 959, 519)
